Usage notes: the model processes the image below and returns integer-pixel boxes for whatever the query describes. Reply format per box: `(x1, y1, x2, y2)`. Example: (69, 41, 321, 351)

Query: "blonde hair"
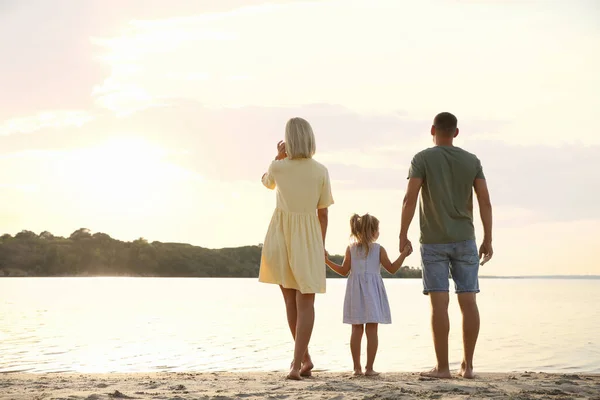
(350, 213, 379, 255)
(284, 117, 316, 159)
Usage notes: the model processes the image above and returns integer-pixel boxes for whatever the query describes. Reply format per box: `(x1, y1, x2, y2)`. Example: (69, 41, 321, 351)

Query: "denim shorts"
(420, 240, 480, 295)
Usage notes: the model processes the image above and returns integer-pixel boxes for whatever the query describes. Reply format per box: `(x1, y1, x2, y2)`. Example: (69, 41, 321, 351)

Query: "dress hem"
(343, 320, 392, 325)
(258, 278, 325, 294)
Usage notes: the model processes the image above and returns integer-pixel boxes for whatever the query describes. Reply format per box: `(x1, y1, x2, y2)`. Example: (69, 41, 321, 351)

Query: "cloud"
(0, 111, 95, 136)
(0, 2, 108, 118)
(1, 102, 597, 224)
(0, 0, 300, 118)
(79, 0, 600, 147)
(0, 183, 38, 193)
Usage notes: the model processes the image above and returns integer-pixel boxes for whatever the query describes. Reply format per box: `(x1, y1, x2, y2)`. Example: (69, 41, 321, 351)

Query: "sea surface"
(1, 277, 598, 374)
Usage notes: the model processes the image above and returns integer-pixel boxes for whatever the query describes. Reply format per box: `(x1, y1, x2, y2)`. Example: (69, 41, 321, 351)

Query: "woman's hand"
(275, 141, 287, 160)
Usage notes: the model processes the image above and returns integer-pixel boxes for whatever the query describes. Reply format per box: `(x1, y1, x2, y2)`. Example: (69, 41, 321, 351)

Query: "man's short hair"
(433, 112, 458, 135)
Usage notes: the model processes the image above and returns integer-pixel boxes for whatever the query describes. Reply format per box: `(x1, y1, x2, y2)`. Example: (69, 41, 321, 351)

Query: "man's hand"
(399, 177, 422, 256)
(479, 240, 493, 266)
(399, 235, 412, 255)
(400, 242, 413, 257)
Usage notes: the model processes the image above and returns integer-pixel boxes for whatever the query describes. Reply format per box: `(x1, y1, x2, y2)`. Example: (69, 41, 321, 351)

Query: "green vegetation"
(0, 229, 421, 278)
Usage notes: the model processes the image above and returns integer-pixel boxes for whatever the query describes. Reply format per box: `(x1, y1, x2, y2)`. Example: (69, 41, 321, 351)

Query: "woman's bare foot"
(420, 367, 452, 379)
(300, 360, 314, 377)
(459, 363, 475, 379)
(286, 367, 302, 381)
(365, 369, 380, 377)
(353, 368, 363, 376)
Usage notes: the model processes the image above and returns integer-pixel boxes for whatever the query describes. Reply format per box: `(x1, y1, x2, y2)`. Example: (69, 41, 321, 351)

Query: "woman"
(259, 117, 334, 380)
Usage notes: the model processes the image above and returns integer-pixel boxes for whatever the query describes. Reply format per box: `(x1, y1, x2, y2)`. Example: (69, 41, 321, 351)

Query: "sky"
(1, 0, 599, 276)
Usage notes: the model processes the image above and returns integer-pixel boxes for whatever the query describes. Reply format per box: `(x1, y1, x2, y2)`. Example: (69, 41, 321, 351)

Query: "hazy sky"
(1, 0, 599, 276)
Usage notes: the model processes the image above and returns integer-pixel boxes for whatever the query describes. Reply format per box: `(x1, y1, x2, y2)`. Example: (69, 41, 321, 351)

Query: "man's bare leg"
(350, 324, 364, 375)
(288, 291, 315, 380)
(421, 292, 452, 379)
(364, 323, 380, 376)
(280, 287, 313, 377)
(457, 293, 479, 379)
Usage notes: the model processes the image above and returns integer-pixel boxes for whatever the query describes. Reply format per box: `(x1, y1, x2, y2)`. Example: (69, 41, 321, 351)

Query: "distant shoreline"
(479, 275, 600, 280)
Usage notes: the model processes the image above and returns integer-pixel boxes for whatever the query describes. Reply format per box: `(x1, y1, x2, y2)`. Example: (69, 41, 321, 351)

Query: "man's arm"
(399, 177, 423, 251)
(474, 178, 493, 264)
(473, 178, 492, 242)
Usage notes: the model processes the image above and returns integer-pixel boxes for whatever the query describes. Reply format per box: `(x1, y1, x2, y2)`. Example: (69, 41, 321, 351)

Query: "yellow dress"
(259, 158, 334, 294)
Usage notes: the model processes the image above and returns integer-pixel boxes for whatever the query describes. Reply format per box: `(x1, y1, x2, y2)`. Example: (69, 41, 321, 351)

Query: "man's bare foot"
(365, 369, 380, 377)
(353, 368, 363, 376)
(420, 367, 452, 379)
(286, 367, 302, 381)
(300, 360, 314, 377)
(459, 363, 475, 379)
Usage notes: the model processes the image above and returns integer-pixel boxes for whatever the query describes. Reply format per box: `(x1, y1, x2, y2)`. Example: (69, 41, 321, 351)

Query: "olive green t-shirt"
(408, 146, 485, 244)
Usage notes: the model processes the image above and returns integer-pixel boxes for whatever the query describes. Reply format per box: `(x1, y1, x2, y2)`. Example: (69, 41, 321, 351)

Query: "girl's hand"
(401, 243, 413, 257)
(275, 141, 287, 160)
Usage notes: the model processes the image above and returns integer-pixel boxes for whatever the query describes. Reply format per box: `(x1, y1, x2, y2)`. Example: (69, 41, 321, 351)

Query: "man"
(399, 112, 493, 379)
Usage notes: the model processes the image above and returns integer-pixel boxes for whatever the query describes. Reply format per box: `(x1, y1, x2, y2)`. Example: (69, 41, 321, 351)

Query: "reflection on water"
(0, 278, 598, 373)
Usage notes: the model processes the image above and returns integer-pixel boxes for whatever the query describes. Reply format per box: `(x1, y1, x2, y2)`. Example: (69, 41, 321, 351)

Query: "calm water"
(0, 278, 598, 374)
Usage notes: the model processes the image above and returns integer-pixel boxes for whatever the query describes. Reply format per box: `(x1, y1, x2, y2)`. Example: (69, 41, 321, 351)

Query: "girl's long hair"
(349, 213, 379, 255)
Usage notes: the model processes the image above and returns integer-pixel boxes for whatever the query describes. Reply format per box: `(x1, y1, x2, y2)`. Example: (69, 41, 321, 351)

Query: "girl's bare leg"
(289, 291, 315, 380)
(280, 287, 313, 376)
(365, 323, 380, 376)
(351, 324, 364, 375)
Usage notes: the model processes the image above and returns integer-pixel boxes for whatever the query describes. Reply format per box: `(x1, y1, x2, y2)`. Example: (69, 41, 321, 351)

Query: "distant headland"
(0, 229, 422, 278)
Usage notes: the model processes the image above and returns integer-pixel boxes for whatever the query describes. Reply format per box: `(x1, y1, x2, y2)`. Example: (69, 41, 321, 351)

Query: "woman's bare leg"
(289, 291, 315, 380)
(351, 324, 364, 375)
(365, 323, 380, 376)
(280, 287, 313, 376)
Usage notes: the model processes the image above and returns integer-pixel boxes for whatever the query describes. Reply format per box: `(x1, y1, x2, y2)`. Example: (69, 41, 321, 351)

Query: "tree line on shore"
(0, 229, 422, 279)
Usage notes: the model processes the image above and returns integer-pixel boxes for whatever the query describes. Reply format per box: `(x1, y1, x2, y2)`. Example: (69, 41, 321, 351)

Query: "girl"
(325, 213, 412, 376)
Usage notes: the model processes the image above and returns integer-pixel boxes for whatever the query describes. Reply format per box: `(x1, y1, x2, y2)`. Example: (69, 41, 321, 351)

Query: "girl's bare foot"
(300, 360, 314, 377)
(420, 367, 452, 379)
(365, 369, 380, 377)
(353, 368, 363, 376)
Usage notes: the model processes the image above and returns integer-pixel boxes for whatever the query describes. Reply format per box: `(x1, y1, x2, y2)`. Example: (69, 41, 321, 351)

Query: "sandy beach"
(1, 371, 599, 400)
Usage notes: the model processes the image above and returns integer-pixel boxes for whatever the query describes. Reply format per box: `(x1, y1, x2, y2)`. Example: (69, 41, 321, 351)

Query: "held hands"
(275, 141, 287, 161)
(399, 235, 412, 257)
(479, 240, 493, 266)
(400, 242, 413, 257)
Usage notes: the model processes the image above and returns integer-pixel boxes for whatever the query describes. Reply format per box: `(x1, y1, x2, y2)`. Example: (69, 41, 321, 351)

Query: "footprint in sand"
(107, 390, 134, 399)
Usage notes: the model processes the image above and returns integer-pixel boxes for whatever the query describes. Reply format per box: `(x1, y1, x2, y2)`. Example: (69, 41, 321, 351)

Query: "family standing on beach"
(258, 113, 494, 381)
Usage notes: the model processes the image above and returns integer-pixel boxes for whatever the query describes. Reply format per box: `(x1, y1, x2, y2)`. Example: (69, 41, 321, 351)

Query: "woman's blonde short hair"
(285, 117, 316, 159)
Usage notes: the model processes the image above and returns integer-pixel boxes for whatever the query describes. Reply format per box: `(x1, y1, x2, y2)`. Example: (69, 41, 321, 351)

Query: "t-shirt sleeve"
(261, 161, 277, 190)
(317, 168, 334, 209)
(407, 153, 425, 179)
(475, 158, 486, 180)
